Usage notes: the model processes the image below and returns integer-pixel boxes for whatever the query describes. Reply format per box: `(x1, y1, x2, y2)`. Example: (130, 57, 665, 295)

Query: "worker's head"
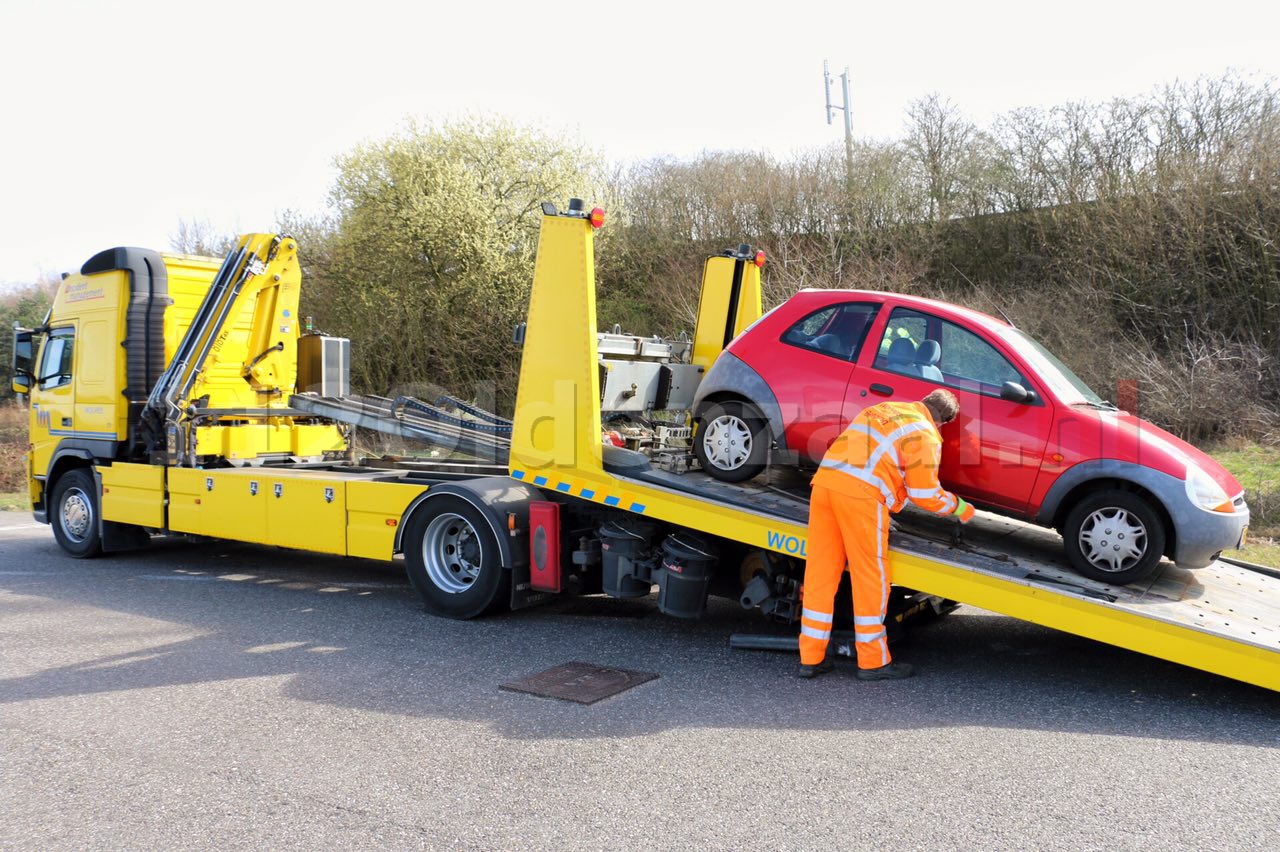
(922, 389, 960, 426)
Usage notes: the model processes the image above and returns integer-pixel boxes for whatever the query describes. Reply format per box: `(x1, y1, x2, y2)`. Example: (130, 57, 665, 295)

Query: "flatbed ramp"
(612, 466, 1280, 692)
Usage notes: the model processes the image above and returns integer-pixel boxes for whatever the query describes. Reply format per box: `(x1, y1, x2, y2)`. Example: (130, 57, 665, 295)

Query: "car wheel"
(50, 468, 103, 558)
(694, 400, 769, 483)
(404, 496, 509, 619)
(1063, 489, 1166, 585)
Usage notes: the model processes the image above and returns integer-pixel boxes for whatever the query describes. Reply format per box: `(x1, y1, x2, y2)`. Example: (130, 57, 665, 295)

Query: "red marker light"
(589, 207, 606, 229)
(753, 250, 766, 268)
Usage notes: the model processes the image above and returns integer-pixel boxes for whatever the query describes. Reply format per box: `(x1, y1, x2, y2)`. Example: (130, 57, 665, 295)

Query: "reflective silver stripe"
(907, 486, 945, 500)
(877, 502, 889, 666)
(907, 485, 955, 514)
(854, 629, 886, 643)
(800, 625, 832, 641)
(802, 608, 834, 625)
(866, 421, 932, 472)
(876, 504, 888, 622)
(853, 615, 882, 626)
(818, 458, 895, 504)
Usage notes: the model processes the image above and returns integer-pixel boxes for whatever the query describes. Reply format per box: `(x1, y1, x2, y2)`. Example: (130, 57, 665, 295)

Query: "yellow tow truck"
(11, 201, 1280, 691)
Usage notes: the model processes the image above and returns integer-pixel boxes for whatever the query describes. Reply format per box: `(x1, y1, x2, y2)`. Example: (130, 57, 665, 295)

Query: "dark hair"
(922, 389, 960, 424)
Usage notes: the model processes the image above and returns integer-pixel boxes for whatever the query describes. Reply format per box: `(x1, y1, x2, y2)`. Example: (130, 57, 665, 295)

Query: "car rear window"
(780, 302, 879, 362)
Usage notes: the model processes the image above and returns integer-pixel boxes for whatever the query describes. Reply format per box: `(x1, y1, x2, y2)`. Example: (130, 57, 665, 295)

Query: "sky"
(2, 0, 1278, 285)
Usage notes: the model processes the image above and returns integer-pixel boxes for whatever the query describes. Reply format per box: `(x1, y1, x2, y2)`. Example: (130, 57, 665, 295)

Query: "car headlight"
(1185, 463, 1233, 513)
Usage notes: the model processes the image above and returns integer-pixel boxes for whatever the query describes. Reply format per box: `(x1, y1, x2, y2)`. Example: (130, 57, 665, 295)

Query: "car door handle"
(61, 417, 73, 426)
(869, 383, 894, 397)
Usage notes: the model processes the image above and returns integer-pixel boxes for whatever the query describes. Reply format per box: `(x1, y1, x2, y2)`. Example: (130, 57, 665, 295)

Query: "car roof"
(792, 288, 1012, 334)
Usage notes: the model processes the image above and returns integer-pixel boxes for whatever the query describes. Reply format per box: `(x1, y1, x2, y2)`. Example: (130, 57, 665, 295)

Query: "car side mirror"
(1000, 381, 1037, 404)
(11, 375, 30, 395)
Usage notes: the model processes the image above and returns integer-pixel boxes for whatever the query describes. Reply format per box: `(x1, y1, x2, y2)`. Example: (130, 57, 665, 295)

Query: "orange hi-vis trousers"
(799, 483, 892, 670)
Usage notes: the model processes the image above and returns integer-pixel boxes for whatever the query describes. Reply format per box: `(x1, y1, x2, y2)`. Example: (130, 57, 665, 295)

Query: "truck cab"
(11, 243, 346, 541)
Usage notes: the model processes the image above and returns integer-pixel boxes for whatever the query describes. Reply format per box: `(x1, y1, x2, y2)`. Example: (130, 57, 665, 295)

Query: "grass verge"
(0, 491, 28, 512)
(1211, 442, 1279, 568)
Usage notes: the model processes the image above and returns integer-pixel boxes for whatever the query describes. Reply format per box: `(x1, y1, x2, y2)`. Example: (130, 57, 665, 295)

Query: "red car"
(691, 289, 1250, 584)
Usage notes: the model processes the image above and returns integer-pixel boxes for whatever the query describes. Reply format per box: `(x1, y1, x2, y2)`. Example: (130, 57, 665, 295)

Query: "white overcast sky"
(1, 0, 1278, 285)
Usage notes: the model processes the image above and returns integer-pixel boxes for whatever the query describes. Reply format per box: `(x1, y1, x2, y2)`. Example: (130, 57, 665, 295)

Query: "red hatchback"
(691, 289, 1250, 584)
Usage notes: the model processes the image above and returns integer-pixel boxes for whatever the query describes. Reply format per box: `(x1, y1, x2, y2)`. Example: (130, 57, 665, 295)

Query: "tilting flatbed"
(598, 465, 1280, 689)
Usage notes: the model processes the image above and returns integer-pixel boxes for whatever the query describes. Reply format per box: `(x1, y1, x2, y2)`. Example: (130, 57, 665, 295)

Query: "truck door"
(30, 325, 77, 476)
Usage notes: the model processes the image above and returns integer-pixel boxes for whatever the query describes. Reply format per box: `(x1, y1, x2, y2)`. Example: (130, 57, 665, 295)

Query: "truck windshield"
(1000, 328, 1105, 405)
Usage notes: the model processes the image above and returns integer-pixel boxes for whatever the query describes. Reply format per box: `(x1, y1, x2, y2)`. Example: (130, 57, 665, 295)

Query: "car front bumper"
(1172, 496, 1250, 570)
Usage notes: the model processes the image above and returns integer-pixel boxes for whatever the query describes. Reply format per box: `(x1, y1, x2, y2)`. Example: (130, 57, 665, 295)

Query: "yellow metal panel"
(691, 255, 763, 370)
(347, 479, 427, 561)
(264, 472, 347, 555)
(292, 424, 346, 456)
(510, 215, 603, 475)
(191, 423, 345, 461)
(200, 469, 269, 543)
(100, 463, 166, 528)
(166, 467, 206, 535)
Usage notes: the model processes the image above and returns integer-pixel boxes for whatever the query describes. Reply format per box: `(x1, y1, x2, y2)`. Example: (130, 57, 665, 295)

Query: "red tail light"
(753, 250, 766, 268)
(589, 207, 606, 229)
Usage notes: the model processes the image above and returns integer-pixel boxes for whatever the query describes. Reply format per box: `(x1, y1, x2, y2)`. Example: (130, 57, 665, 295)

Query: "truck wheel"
(50, 469, 103, 558)
(694, 401, 769, 483)
(403, 496, 508, 619)
(1063, 490, 1165, 586)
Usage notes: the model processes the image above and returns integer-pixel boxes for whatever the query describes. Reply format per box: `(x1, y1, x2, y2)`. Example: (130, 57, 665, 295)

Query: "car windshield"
(999, 327, 1106, 405)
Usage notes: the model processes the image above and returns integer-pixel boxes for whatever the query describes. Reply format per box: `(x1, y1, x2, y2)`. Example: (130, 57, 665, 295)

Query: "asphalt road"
(2, 511, 1278, 850)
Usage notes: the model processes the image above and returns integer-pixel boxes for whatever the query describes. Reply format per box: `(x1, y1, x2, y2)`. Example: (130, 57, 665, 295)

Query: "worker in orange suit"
(798, 389, 974, 680)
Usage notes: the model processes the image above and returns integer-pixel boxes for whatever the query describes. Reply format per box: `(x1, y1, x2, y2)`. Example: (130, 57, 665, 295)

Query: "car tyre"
(50, 468, 103, 558)
(404, 496, 509, 619)
(694, 400, 769, 483)
(1063, 489, 1166, 586)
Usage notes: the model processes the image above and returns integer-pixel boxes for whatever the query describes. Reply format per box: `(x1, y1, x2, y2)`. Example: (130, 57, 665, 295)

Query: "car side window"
(38, 328, 75, 391)
(939, 321, 1024, 393)
(874, 307, 1025, 397)
(780, 303, 878, 362)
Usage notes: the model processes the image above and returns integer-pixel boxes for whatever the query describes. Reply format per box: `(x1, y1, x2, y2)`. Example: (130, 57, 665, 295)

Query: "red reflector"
(529, 502, 562, 593)
(753, 250, 766, 268)
(589, 207, 606, 229)
(386, 518, 398, 527)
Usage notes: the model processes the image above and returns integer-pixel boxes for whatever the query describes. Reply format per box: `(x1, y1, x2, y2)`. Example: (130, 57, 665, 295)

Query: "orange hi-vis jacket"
(811, 401, 959, 516)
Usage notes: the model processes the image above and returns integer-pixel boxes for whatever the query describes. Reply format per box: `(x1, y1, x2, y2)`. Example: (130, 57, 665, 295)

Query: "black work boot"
(797, 658, 835, 679)
(856, 661, 915, 681)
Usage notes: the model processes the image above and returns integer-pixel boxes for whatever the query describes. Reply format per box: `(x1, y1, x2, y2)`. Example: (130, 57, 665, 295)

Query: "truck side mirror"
(11, 327, 34, 394)
(1000, 381, 1037, 404)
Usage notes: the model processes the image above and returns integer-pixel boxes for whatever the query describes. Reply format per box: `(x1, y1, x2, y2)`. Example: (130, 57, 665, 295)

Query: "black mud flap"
(101, 521, 151, 553)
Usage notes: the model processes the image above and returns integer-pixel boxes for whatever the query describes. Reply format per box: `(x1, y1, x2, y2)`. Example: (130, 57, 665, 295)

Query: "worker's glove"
(952, 497, 975, 524)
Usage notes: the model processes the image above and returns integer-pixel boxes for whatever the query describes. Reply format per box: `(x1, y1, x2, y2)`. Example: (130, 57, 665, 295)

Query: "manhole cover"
(500, 661, 659, 704)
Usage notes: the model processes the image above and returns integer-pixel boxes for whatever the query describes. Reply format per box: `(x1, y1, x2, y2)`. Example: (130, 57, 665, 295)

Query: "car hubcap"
(61, 487, 93, 544)
(1078, 507, 1147, 574)
(422, 513, 483, 594)
(703, 414, 752, 471)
